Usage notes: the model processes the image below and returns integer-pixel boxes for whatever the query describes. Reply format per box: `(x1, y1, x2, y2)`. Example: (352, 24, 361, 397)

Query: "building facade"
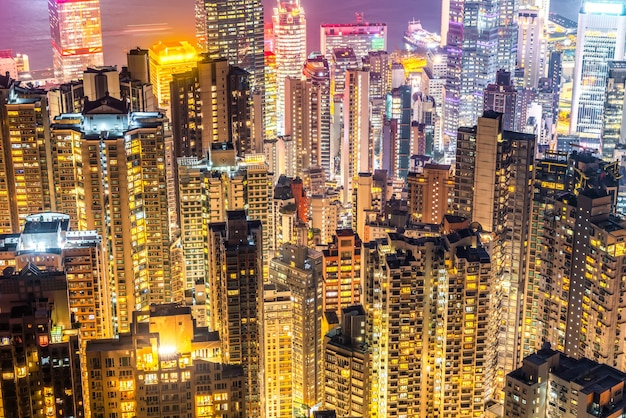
(570, 0, 626, 139)
(208, 211, 264, 417)
(49, 0, 104, 82)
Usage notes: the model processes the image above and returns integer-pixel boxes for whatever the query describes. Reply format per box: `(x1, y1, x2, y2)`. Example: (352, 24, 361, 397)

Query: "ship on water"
(404, 19, 440, 51)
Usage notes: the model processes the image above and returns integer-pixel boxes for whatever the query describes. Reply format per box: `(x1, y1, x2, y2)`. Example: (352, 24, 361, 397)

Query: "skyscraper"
(386, 85, 412, 180)
(570, 0, 626, 139)
(262, 284, 293, 418)
(149, 41, 199, 109)
(506, 346, 626, 418)
(169, 57, 253, 159)
(50, 97, 172, 333)
(269, 244, 324, 416)
(0, 74, 52, 234)
(208, 210, 264, 417)
(285, 56, 331, 176)
(483, 69, 518, 131)
(603, 61, 626, 160)
(49, 0, 104, 82)
(363, 226, 496, 417)
(443, 0, 518, 139)
(454, 111, 536, 386)
(342, 69, 370, 204)
(322, 305, 370, 416)
(195, 0, 264, 92)
(322, 229, 362, 317)
(517, 8, 547, 89)
(406, 163, 454, 224)
(273, 0, 307, 135)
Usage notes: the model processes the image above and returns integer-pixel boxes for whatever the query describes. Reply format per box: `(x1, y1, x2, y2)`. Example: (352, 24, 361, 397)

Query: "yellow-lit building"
(86, 304, 245, 418)
(0, 75, 52, 234)
(49, 0, 104, 82)
(149, 41, 198, 109)
(0, 267, 84, 418)
(407, 163, 454, 224)
(273, 0, 307, 135)
(208, 210, 264, 417)
(454, 112, 536, 386)
(269, 244, 324, 416)
(322, 305, 369, 416)
(322, 229, 362, 318)
(50, 95, 172, 333)
(363, 227, 495, 417)
(263, 284, 293, 418)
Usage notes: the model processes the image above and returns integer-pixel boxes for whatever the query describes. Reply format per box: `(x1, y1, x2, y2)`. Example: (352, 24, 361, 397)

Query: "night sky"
(0, 0, 579, 71)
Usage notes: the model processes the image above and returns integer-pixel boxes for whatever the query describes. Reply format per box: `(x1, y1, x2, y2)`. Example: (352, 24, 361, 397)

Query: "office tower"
(603, 61, 626, 160)
(320, 16, 387, 62)
(0, 75, 52, 234)
(49, 0, 104, 82)
(443, 0, 517, 139)
(149, 41, 199, 109)
(273, 0, 307, 135)
(0, 267, 84, 418)
(547, 51, 562, 102)
(50, 99, 172, 333)
(483, 69, 519, 131)
(86, 304, 245, 418)
(385, 85, 412, 180)
(571, 0, 626, 138)
(506, 345, 626, 417)
(517, 9, 547, 89)
(263, 284, 293, 418)
(407, 163, 454, 224)
(322, 305, 369, 417)
(208, 210, 263, 417)
(170, 58, 252, 159)
(269, 244, 324, 416)
(195, 0, 264, 90)
(342, 69, 370, 204)
(454, 111, 536, 385)
(363, 227, 495, 417)
(322, 229, 362, 317)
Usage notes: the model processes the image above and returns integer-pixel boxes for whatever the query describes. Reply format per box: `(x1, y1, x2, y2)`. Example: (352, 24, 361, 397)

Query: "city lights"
(3, 0, 626, 417)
